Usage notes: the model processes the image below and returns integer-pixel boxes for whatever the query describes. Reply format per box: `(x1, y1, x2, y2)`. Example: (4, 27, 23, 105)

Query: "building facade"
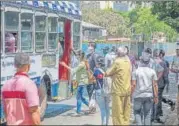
(82, 22, 107, 41)
(81, 1, 152, 12)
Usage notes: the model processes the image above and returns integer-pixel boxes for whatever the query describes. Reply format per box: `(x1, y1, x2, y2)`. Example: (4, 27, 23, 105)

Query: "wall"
(82, 42, 176, 62)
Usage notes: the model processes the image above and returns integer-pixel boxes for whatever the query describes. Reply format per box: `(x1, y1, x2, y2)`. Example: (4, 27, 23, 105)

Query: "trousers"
(134, 97, 152, 125)
(76, 85, 89, 113)
(112, 94, 131, 125)
(96, 89, 110, 125)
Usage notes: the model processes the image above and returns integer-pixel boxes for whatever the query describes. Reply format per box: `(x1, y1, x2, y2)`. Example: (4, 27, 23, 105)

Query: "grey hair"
(117, 46, 127, 57)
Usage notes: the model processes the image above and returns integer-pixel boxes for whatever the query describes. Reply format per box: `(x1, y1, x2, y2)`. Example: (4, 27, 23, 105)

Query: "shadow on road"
(62, 110, 96, 118)
(44, 103, 76, 118)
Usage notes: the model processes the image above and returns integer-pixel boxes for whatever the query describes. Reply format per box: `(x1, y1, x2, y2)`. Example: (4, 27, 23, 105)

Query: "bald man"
(105, 46, 132, 125)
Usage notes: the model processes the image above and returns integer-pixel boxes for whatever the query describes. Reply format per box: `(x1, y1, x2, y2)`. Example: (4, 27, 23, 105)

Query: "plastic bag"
(89, 91, 96, 113)
(103, 77, 112, 95)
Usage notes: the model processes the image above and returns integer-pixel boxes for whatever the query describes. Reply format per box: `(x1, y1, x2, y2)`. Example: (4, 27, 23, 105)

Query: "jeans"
(76, 85, 89, 113)
(96, 89, 110, 125)
(134, 97, 153, 125)
(151, 87, 165, 120)
(87, 84, 95, 100)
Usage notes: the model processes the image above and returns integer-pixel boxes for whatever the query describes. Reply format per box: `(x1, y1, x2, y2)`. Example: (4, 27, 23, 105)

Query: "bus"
(0, 1, 82, 123)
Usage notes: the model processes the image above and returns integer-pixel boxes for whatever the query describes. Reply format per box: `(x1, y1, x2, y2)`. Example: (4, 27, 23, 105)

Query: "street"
(1, 1, 179, 126)
(42, 72, 178, 125)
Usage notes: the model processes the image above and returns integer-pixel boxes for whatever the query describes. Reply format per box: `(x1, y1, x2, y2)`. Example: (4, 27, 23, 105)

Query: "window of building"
(21, 13, 33, 52)
(48, 17, 58, 51)
(35, 15, 46, 52)
(5, 11, 19, 53)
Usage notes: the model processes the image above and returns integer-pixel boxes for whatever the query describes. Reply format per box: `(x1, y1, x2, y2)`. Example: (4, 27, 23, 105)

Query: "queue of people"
(60, 43, 178, 125)
(1, 42, 179, 125)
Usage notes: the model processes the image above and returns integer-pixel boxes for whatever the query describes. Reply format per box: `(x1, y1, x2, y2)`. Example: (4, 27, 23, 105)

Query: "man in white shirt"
(131, 52, 158, 125)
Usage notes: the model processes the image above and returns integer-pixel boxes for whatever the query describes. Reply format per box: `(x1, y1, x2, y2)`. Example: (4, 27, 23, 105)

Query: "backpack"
(87, 52, 100, 71)
(97, 68, 112, 96)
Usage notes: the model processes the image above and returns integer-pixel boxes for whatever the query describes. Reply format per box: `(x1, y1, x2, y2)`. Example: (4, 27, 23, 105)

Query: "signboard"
(42, 54, 56, 67)
(1, 55, 41, 85)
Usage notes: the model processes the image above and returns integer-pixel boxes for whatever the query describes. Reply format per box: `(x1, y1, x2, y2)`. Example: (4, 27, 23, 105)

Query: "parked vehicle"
(0, 1, 82, 123)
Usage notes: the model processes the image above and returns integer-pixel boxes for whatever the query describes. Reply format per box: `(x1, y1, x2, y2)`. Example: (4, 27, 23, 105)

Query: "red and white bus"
(0, 1, 82, 122)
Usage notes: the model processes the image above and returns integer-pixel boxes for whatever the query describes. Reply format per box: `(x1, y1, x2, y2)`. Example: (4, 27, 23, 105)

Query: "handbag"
(84, 60, 96, 84)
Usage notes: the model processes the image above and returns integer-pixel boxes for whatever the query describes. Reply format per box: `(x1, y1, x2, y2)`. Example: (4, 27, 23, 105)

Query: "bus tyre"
(38, 83, 48, 121)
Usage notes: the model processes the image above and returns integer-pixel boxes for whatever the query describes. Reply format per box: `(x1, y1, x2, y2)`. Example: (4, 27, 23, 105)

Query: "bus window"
(35, 15, 46, 52)
(48, 17, 57, 51)
(5, 11, 19, 53)
(59, 36, 64, 51)
(21, 13, 33, 52)
(58, 42, 63, 59)
(73, 22, 81, 50)
(5, 32, 17, 53)
(5, 11, 19, 30)
(58, 21, 65, 51)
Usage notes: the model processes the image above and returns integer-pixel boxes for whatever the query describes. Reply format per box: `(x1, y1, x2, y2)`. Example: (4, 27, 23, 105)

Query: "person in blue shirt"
(93, 55, 110, 125)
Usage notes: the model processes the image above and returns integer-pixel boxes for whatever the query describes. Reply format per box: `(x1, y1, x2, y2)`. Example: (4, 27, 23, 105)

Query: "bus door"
(58, 19, 72, 99)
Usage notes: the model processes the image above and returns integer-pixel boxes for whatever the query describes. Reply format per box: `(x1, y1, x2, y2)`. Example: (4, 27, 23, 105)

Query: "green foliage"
(82, 5, 178, 42)
(128, 8, 178, 42)
(82, 8, 131, 37)
(152, 1, 179, 32)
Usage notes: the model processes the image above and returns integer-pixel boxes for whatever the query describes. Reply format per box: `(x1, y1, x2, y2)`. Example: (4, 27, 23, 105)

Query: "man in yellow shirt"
(105, 46, 132, 125)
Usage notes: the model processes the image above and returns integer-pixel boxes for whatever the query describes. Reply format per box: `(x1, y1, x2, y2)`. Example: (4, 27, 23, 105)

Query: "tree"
(152, 1, 179, 32)
(128, 8, 178, 42)
(82, 8, 131, 37)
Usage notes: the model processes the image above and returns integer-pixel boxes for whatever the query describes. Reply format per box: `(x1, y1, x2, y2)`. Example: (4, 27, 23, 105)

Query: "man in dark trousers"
(86, 42, 100, 101)
(159, 49, 175, 111)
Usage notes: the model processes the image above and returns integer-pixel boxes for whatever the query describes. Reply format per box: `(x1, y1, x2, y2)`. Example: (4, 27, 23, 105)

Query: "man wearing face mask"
(105, 46, 117, 69)
(86, 42, 100, 101)
(2, 53, 40, 125)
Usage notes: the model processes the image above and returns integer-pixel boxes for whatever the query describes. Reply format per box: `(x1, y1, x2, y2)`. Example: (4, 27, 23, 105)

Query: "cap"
(14, 53, 30, 68)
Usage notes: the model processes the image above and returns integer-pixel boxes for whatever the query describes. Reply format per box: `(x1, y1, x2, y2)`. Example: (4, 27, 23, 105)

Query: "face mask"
(87, 47, 94, 54)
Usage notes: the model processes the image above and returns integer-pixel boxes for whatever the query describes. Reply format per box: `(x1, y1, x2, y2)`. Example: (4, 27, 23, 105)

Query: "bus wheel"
(38, 82, 48, 121)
